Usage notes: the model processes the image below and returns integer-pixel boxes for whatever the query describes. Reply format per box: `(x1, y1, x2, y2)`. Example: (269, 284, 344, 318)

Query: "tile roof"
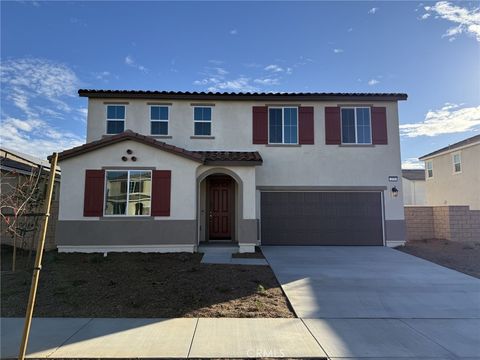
(194, 151, 263, 165)
(52, 131, 262, 165)
(419, 134, 480, 160)
(402, 169, 425, 181)
(53, 130, 204, 162)
(78, 89, 408, 101)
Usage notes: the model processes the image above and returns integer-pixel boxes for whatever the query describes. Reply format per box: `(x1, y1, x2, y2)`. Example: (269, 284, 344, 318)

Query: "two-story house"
(53, 90, 408, 253)
(419, 134, 480, 210)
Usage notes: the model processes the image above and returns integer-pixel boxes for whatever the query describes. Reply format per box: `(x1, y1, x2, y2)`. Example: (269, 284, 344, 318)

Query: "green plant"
(256, 284, 266, 295)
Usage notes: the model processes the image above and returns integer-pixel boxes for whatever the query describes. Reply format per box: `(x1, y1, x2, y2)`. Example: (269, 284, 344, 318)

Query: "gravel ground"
(396, 239, 480, 278)
(1, 245, 294, 318)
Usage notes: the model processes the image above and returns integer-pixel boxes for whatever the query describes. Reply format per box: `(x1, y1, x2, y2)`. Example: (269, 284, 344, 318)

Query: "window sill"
(190, 136, 215, 139)
(265, 144, 301, 147)
(339, 144, 375, 147)
(150, 135, 172, 139)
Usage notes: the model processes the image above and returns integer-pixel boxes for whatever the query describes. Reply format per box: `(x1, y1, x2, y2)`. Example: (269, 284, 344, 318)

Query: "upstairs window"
(193, 107, 212, 136)
(268, 107, 298, 144)
(453, 153, 462, 173)
(426, 161, 433, 178)
(150, 106, 169, 135)
(106, 105, 125, 134)
(104, 170, 152, 216)
(341, 107, 371, 144)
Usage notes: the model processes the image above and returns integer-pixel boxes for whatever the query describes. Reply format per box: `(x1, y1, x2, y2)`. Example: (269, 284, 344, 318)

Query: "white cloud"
(368, 7, 379, 14)
(124, 55, 149, 72)
(229, 29, 238, 35)
(207, 77, 258, 93)
(423, 1, 480, 41)
(0, 58, 85, 157)
(264, 64, 284, 73)
(253, 78, 280, 86)
(400, 104, 480, 137)
(333, 48, 344, 53)
(368, 79, 380, 85)
(420, 13, 431, 20)
(402, 158, 425, 169)
(0, 116, 83, 158)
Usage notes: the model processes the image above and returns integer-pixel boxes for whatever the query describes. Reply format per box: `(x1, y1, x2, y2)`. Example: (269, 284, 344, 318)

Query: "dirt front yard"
(397, 239, 480, 279)
(1, 246, 294, 318)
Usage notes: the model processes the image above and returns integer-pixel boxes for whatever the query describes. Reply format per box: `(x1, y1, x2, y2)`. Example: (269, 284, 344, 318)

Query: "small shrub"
(256, 284, 266, 295)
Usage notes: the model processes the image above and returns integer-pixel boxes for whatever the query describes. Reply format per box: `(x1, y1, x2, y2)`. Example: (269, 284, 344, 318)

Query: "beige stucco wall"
(58, 140, 199, 220)
(86, 98, 405, 222)
(402, 177, 426, 206)
(423, 143, 480, 210)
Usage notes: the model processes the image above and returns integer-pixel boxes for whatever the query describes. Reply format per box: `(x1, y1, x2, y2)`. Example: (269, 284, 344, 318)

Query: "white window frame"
(103, 169, 152, 217)
(150, 105, 170, 136)
(340, 107, 372, 145)
(452, 153, 462, 174)
(106, 105, 126, 135)
(193, 106, 213, 136)
(268, 106, 299, 145)
(426, 160, 434, 179)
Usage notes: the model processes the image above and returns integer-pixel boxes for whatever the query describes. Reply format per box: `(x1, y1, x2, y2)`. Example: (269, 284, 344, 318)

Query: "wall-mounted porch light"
(391, 186, 399, 198)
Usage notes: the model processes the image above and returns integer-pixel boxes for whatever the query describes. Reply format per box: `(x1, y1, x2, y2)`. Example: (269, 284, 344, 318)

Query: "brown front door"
(208, 177, 232, 240)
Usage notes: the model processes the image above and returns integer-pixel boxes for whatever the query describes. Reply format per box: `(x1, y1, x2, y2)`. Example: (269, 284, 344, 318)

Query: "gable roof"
(54, 130, 204, 162)
(402, 169, 425, 181)
(419, 134, 480, 160)
(53, 131, 263, 166)
(78, 89, 408, 102)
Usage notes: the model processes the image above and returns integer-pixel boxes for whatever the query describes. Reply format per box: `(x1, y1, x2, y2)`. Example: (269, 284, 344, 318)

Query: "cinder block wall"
(405, 205, 480, 242)
(404, 206, 435, 240)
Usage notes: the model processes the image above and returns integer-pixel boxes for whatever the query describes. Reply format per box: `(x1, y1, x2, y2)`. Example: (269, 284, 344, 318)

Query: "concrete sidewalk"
(1, 317, 326, 359)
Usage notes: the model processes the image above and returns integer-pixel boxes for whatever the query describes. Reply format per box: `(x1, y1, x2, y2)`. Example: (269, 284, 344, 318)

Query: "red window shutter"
(84, 170, 105, 217)
(325, 107, 341, 144)
(151, 170, 171, 216)
(298, 106, 314, 144)
(371, 107, 388, 144)
(252, 106, 268, 144)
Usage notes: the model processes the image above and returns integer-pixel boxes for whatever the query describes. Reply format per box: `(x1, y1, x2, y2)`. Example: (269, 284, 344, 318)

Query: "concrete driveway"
(263, 246, 480, 359)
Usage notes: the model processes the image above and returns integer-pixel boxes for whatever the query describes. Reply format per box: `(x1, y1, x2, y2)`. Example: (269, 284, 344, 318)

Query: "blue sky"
(1, 1, 479, 166)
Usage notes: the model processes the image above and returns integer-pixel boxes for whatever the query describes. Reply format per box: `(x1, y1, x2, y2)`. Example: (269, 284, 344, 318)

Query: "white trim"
(267, 106, 299, 145)
(452, 152, 462, 174)
(104, 169, 152, 217)
(340, 106, 372, 145)
(57, 245, 195, 253)
(238, 243, 256, 253)
(149, 104, 170, 136)
(105, 104, 126, 135)
(193, 106, 213, 136)
(386, 240, 406, 248)
(426, 160, 434, 179)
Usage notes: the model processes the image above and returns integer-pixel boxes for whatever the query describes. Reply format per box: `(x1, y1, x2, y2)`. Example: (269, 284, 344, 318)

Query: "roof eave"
(78, 90, 408, 102)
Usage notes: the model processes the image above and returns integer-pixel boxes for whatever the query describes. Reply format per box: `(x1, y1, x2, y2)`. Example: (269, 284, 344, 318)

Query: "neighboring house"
(0, 147, 61, 250)
(53, 90, 408, 253)
(419, 135, 480, 210)
(402, 169, 426, 205)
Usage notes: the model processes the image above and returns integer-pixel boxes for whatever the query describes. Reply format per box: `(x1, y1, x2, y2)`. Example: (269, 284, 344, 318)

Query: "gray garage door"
(261, 192, 384, 245)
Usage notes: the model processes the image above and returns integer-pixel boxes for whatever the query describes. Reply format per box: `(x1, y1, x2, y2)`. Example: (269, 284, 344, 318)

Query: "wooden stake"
(18, 152, 58, 360)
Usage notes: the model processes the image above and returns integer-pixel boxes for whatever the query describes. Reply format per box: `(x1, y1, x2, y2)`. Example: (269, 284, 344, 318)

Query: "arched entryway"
(197, 169, 243, 244)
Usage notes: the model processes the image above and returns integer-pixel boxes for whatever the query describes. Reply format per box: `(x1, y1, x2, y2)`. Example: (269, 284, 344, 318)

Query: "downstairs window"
(104, 170, 152, 216)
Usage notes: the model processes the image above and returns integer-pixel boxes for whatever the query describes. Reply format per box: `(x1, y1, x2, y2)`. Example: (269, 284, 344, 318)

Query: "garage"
(260, 191, 384, 245)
